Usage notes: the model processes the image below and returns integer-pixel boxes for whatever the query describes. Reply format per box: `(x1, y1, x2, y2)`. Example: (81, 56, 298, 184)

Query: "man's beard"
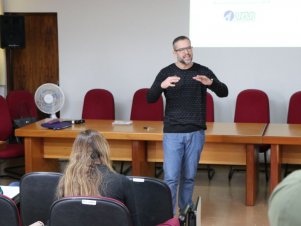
(178, 54, 192, 65)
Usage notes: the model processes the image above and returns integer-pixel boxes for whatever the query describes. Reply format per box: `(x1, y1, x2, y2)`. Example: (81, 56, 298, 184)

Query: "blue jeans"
(163, 130, 205, 214)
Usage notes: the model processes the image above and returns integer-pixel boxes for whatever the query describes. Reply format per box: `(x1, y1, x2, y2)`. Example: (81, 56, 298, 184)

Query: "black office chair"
(20, 172, 63, 226)
(0, 194, 21, 226)
(48, 196, 132, 226)
(127, 176, 175, 226)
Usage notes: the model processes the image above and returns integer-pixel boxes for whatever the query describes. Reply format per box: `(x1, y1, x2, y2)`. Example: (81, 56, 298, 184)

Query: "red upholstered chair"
(228, 89, 270, 181)
(0, 96, 24, 179)
(6, 90, 38, 143)
(6, 90, 38, 120)
(284, 91, 301, 176)
(206, 92, 214, 122)
(198, 92, 215, 180)
(130, 88, 164, 176)
(130, 88, 164, 121)
(82, 89, 115, 120)
(287, 91, 301, 124)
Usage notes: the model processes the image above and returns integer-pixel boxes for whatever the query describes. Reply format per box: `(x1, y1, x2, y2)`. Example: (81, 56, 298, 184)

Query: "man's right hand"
(161, 76, 181, 89)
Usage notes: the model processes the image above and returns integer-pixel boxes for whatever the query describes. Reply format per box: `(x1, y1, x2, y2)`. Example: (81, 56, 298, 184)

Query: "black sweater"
(98, 165, 137, 225)
(147, 63, 228, 133)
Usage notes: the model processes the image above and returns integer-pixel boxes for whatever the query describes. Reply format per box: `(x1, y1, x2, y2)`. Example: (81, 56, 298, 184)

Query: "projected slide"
(190, 0, 300, 47)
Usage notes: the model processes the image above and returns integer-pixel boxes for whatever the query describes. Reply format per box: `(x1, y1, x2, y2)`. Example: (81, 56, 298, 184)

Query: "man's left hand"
(193, 75, 213, 86)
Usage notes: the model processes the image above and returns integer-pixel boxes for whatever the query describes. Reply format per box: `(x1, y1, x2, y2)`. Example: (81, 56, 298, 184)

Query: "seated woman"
(56, 129, 137, 225)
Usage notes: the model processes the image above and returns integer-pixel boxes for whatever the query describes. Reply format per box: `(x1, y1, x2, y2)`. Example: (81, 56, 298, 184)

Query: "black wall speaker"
(0, 15, 25, 49)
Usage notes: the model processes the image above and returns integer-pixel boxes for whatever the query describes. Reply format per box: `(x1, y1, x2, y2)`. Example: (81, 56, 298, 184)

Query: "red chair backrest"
(130, 88, 164, 121)
(0, 96, 13, 140)
(82, 89, 115, 120)
(287, 91, 301, 124)
(234, 89, 270, 123)
(6, 90, 38, 120)
(206, 92, 214, 122)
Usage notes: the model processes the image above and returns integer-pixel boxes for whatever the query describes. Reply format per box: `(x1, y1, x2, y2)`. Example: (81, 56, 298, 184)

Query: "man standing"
(147, 36, 228, 213)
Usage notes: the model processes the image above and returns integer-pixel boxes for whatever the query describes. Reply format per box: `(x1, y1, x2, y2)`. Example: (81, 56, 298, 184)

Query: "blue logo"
(224, 10, 256, 22)
(224, 11, 234, 21)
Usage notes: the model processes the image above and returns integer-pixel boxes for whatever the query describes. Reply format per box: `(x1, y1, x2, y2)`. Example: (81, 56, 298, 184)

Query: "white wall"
(3, 0, 301, 123)
(196, 48, 301, 123)
(0, 86, 5, 96)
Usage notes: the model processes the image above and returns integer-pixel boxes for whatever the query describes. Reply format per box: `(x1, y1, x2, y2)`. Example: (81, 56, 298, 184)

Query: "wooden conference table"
(15, 119, 267, 206)
(263, 123, 301, 192)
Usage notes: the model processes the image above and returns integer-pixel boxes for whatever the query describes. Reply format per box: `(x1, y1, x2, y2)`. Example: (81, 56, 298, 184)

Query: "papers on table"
(0, 186, 20, 199)
(112, 120, 133, 125)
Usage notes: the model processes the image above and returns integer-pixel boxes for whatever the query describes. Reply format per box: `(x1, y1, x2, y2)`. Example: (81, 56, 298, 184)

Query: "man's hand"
(161, 76, 181, 89)
(193, 75, 213, 86)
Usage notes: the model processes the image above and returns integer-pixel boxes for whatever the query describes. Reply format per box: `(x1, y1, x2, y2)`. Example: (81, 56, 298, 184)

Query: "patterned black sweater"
(147, 63, 228, 133)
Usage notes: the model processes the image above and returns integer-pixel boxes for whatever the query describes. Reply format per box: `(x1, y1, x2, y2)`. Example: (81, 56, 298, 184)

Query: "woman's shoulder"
(98, 165, 129, 183)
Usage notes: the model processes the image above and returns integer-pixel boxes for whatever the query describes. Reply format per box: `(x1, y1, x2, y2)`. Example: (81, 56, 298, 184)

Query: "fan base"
(50, 113, 57, 119)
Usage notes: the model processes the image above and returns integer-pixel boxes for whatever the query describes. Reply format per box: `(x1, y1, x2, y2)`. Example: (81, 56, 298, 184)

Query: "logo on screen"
(224, 11, 234, 21)
(224, 10, 256, 22)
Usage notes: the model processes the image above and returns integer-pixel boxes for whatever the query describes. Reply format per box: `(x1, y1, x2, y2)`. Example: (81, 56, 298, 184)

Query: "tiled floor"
(194, 165, 270, 226)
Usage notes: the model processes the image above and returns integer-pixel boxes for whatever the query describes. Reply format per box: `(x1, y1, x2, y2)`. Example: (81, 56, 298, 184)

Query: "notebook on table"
(41, 121, 72, 130)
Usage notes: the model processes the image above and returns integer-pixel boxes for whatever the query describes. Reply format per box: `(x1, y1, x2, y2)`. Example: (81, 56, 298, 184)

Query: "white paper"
(0, 186, 20, 199)
(112, 120, 133, 125)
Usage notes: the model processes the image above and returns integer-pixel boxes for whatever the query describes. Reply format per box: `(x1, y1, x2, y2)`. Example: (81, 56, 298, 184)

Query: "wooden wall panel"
(6, 13, 59, 96)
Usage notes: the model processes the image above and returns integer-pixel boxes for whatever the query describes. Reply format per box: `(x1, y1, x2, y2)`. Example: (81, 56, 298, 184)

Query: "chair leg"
(206, 165, 215, 181)
(283, 164, 300, 178)
(4, 165, 24, 179)
(284, 164, 289, 177)
(228, 166, 234, 181)
(228, 166, 246, 181)
(229, 150, 269, 182)
(263, 151, 269, 182)
(120, 161, 124, 173)
(155, 163, 163, 178)
(197, 165, 215, 181)
(0, 174, 20, 180)
(119, 161, 131, 175)
(122, 166, 132, 175)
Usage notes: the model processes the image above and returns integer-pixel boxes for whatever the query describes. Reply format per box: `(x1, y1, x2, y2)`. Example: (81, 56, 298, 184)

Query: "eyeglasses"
(174, 46, 193, 53)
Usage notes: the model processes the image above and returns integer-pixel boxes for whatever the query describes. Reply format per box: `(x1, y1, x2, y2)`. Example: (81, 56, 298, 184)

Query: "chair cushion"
(157, 217, 180, 226)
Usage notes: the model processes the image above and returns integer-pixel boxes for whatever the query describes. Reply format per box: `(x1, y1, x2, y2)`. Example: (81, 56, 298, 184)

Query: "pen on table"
(143, 126, 151, 131)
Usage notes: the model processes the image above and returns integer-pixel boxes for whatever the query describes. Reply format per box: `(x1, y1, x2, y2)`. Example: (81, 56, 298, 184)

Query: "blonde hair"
(57, 129, 113, 198)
